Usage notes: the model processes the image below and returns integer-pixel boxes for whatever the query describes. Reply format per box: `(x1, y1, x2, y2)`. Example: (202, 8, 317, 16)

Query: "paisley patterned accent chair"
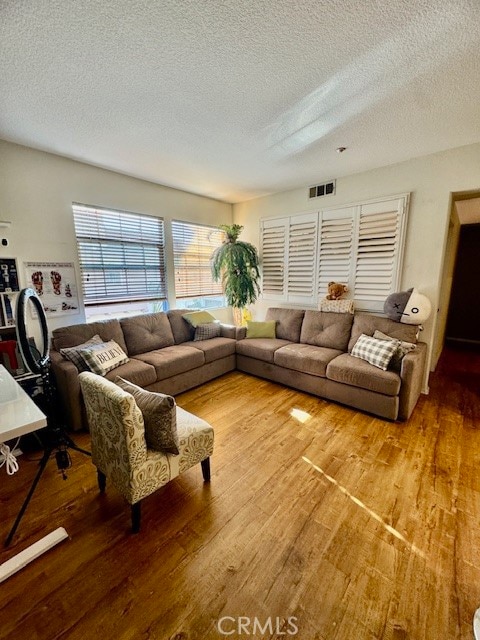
(78, 372, 214, 532)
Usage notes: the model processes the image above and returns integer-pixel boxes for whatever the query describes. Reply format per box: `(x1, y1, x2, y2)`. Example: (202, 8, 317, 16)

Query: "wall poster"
(24, 262, 79, 317)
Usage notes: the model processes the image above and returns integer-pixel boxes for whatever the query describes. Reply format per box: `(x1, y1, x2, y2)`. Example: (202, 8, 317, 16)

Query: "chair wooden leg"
(201, 457, 211, 482)
(97, 469, 106, 493)
(131, 502, 141, 533)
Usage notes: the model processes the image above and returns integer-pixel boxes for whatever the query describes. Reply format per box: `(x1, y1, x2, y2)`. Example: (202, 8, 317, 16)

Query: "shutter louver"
(317, 208, 354, 298)
(261, 219, 287, 297)
(287, 214, 317, 303)
(73, 204, 166, 305)
(354, 199, 405, 308)
(171, 220, 224, 299)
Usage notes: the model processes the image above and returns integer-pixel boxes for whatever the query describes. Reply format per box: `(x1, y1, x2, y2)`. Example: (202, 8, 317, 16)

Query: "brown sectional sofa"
(236, 308, 426, 421)
(50, 309, 238, 431)
(50, 306, 427, 431)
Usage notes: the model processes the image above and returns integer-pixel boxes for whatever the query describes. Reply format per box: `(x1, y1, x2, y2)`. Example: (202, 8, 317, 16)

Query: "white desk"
(0, 364, 47, 442)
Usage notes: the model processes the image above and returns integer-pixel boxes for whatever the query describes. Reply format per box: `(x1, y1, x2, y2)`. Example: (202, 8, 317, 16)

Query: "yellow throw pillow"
(246, 320, 276, 339)
(182, 310, 216, 327)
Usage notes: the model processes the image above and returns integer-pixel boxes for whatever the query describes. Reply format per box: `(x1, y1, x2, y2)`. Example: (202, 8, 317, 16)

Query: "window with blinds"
(261, 194, 409, 311)
(171, 220, 224, 300)
(72, 203, 166, 305)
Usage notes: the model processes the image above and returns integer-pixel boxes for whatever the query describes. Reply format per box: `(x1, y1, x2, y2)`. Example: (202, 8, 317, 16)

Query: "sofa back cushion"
(52, 319, 128, 353)
(265, 308, 305, 342)
(167, 309, 195, 344)
(347, 312, 418, 352)
(120, 312, 175, 356)
(300, 310, 354, 351)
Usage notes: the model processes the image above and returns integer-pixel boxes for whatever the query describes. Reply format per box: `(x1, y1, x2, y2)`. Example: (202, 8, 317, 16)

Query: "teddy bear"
(326, 281, 348, 300)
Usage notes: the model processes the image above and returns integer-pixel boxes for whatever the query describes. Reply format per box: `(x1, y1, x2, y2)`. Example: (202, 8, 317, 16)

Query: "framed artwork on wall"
(24, 261, 80, 317)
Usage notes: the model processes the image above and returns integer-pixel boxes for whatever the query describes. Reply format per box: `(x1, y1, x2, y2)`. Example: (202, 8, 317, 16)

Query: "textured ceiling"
(1, 0, 480, 203)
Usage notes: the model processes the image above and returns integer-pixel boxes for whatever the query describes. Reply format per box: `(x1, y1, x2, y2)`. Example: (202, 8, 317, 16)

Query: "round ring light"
(15, 287, 50, 374)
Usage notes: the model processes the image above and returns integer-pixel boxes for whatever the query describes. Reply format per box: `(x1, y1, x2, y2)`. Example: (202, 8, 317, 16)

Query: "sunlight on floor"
(302, 456, 425, 559)
(289, 408, 312, 424)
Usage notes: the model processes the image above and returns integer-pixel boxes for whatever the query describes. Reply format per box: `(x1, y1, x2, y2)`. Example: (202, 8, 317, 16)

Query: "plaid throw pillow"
(351, 333, 397, 370)
(194, 322, 221, 341)
(60, 334, 104, 372)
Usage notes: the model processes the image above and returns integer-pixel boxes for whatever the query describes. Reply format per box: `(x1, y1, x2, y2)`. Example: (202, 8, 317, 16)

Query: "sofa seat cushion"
(133, 345, 205, 380)
(300, 310, 354, 351)
(120, 312, 175, 356)
(183, 337, 236, 364)
(274, 343, 343, 377)
(236, 338, 291, 363)
(104, 358, 157, 387)
(326, 353, 401, 396)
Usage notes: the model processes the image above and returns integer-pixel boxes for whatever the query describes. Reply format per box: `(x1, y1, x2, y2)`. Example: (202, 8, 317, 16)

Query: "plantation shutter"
(261, 218, 288, 298)
(73, 203, 166, 305)
(353, 197, 407, 311)
(287, 213, 317, 303)
(171, 220, 224, 299)
(260, 193, 408, 310)
(317, 207, 355, 299)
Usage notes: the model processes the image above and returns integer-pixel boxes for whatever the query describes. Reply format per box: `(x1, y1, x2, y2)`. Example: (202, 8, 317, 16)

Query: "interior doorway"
(446, 222, 480, 346)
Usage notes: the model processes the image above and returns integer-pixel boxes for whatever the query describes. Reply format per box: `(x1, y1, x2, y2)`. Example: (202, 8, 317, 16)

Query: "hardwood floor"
(1, 346, 479, 640)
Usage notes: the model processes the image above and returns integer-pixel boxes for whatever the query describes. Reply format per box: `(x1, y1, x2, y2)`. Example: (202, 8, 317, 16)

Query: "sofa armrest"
(398, 342, 427, 420)
(50, 350, 85, 431)
(220, 324, 246, 340)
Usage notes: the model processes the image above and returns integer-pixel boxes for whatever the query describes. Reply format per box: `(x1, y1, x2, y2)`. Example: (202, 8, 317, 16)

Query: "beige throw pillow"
(373, 330, 416, 370)
(79, 340, 129, 375)
(115, 377, 179, 455)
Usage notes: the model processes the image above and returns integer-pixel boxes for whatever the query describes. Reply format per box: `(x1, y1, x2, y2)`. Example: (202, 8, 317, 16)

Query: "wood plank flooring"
(0, 346, 479, 640)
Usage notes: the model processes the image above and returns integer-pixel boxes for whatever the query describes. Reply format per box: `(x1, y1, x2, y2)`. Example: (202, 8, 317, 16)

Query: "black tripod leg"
(62, 434, 91, 457)
(4, 448, 52, 547)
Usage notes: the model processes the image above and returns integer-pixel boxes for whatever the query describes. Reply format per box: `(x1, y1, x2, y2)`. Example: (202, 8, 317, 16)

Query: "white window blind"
(354, 200, 403, 303)
(261, 194, 409, 311)
(261, 218, 287, 297)
(261, 214, 316, 304)
(287, 213, 317, 303)
(317, 208, 354, 299)
(172, 220, 224, 299)
(73, 203, 166, 305)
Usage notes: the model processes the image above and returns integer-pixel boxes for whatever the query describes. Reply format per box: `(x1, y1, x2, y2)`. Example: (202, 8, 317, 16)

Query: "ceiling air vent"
(308, 180, 336, 199)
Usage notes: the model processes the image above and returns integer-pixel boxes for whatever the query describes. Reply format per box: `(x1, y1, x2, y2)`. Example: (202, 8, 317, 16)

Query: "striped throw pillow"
(351, 334, 397, 371)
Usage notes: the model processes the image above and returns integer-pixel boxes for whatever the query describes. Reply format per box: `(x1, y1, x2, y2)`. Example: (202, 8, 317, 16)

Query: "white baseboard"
(0, 528, 69, 583)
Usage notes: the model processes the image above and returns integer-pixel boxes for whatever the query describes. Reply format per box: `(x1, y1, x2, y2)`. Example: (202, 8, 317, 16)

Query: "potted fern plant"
(211, 224, 261, 325)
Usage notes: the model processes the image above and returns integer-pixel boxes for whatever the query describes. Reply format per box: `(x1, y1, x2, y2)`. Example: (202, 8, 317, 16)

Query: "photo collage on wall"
(24, 262, 79, 317)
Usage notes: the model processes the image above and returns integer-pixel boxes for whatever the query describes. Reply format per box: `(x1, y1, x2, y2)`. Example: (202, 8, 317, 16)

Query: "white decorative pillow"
(319, 299, 355, 314)
(60, 334, 104, 372)
(373, 330, 416, 370)
(78, 340, 129, 375)
(194, 322, 221, 341)
(351, 334, 397, 371)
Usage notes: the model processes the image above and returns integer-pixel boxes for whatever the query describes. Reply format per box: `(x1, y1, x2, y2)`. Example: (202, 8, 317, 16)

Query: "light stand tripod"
(4, 288, 91, 547)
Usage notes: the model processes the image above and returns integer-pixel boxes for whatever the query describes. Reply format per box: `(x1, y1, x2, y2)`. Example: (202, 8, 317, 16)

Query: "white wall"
(233, 142, 480, 387)
(0, 140, 233, 331)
